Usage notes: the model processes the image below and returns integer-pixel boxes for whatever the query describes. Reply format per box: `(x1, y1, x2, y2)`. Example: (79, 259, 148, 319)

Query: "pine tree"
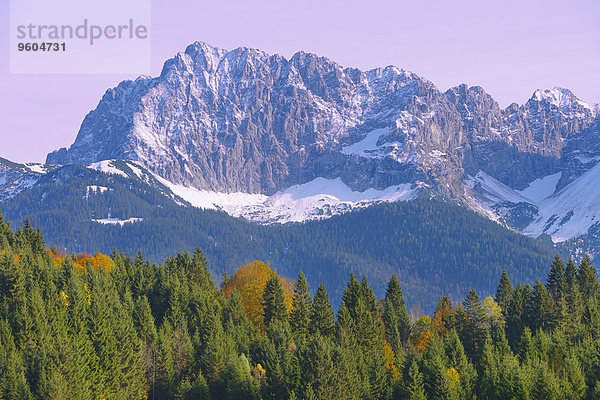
(341, 273, 362, 317)
(506, 284, 533, 348)
(290, 272, 312, 339)
(561, 352, 586, 400)
(310, 284, 335, 337)
(530, 360, 560, 400)
(495, 270, 514, 315)
(565, 258, 578, 290)
(564, 258, 584, 325)
(263, 273, 288, 329)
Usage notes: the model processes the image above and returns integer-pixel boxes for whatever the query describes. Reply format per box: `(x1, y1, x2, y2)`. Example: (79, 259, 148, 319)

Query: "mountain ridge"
(0, 40, 597, 253)
(45, 41, 596, 198)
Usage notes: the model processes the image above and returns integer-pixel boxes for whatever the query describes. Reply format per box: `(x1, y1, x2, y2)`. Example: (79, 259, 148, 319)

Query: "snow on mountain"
(152, 167, 417, 224)
(237, 178, 416, 224)
(23, 163, 51, 174)
(92, 217, 144, 225)
(3, 41, 600, 253)
(533, 87, 593, 111)
(515, 172, 561, 203)
(466, 171, 531, 207)
(524, 162, 600, 243)
(87, 160, 129, 177)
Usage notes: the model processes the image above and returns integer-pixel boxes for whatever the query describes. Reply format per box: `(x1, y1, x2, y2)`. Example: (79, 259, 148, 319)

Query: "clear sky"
(1, 0, 599, 163)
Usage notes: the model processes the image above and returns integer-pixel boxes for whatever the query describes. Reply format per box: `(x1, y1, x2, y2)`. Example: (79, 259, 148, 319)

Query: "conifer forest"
(1, 214, 599, 400)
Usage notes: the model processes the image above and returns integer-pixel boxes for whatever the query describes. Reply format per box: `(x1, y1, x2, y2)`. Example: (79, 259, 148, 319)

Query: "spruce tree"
(565, 258, 578, 290)
(547, 255, 566, 301)
(406, 358, 427, 400)
(462, 288, 487, 360)
(445, 329, 476, 399)
(495, 270, 514, 314)
(518, 327, 534, 363)
(263, 273, 288, 329)
(477, 333, 498, 400)
(422, 334, 457, 400)
(383, 275, 411, 351)
(310, 284, 335, 337)
(578, 255, 599, 300)
(290, 272, 312, 339)
(530, 360, 560, 400)
(532, 280, 554, 330)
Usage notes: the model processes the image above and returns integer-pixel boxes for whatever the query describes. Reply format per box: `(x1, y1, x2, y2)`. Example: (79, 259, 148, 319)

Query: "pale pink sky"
(1, 0, 599, 163)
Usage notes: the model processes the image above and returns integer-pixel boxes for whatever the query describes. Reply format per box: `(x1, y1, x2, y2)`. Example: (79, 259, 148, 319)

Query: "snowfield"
(156, 172, 417, 224)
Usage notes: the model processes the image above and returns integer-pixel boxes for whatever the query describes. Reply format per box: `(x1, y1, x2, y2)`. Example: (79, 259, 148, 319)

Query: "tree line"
(0, 214, 599, 399)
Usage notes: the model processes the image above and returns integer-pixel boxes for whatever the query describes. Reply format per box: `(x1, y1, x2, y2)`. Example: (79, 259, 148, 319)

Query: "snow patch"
(465, 171, 531, 205)
(87, 185, 109, 193)
(516, 172, 561, 202)
(87, 160, 128, 177)
(342, 128, 388, 157)
(127, 163, 144, 179)
(92, 217, 144, 226)
(24, 163, 49, 174)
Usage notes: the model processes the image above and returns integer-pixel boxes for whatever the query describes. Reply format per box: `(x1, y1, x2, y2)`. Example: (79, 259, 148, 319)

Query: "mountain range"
(1, 41, 599, 305)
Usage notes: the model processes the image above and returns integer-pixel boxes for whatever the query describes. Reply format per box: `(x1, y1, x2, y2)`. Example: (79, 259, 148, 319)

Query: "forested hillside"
(1, 214, 599, 399)
(0, 171, 555, 311)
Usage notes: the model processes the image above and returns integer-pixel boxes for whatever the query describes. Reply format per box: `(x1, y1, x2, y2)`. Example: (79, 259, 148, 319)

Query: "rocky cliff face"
(46, 42, 597, 209)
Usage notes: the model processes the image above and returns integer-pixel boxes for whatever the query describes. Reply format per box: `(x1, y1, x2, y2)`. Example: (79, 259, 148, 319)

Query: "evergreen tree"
(476, 333, 497, 400)
(461, 288, 487, 360)
(405, 358, 427, 400)
(530, 360, 560, 400)
(263, 273, 288, 329)
(383, 275, 411, 352)
(290, 272, 312, 339)
(578, 255, 599, 300)
(532, 280, 554, 331)
(547, 255, 566, 301)
(310, 284, 335, 337)
(495, 270, 514, 315)
(422, 334, 458, 400)
(445, 329, 476, 399)
(565, 258, 578, 290)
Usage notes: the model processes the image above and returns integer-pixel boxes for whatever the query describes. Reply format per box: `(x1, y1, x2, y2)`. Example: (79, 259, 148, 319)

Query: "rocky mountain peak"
(45, 41, 599, 208)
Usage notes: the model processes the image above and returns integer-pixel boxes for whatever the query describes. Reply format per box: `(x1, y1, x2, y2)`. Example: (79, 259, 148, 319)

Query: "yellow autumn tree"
(447, 367, 460, 388)
(222, 261, 294, 330)
(482, 296, 505, 329)
(383, 342, 401, 381)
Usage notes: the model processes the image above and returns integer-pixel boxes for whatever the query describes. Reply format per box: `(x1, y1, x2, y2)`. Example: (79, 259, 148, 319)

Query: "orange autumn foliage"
(432, 301, 455, 336)
(412, 315, 433, 354)
(0, 250, 21, 264)
(49, 250, 114, 274)
(222, 261, 294, 330)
